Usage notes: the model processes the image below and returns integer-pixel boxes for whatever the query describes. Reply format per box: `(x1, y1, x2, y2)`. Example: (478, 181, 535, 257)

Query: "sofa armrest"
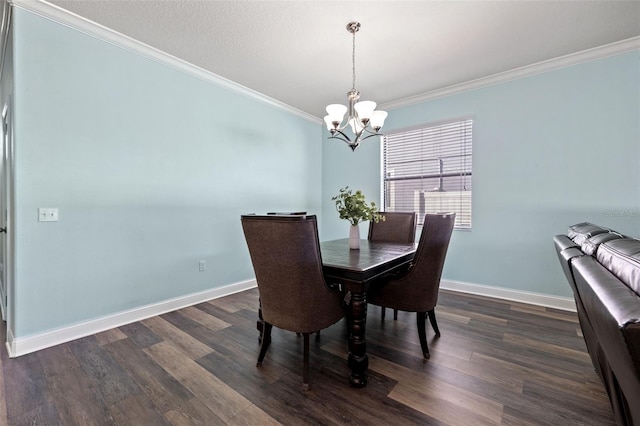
(558, 247, 585, 295)
(554, 234, 579, 252)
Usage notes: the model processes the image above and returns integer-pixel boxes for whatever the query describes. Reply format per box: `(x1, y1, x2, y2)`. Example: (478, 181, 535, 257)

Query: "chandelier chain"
(352, 29, 356, 90)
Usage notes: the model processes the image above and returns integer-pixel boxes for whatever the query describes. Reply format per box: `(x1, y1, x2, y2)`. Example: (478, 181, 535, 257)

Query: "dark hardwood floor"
(0, 289, 615, 425)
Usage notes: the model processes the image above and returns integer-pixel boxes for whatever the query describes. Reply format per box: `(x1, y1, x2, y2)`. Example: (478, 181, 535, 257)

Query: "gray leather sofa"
(554, 223, 640, 426)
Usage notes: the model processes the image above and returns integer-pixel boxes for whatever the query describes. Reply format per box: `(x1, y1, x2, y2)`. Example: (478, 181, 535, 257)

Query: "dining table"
(320, 238, 417, 387)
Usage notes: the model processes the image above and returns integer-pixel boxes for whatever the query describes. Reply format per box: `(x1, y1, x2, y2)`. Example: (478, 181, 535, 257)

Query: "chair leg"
(302, 332, 310, 391)
(427, 308, 441, 337)
(381, 307, 399, 320)
(298, 331, 319, 339)
(256, 322, 272, 366)
(257, 298, 264, 343)
(416, 312, 430, 359)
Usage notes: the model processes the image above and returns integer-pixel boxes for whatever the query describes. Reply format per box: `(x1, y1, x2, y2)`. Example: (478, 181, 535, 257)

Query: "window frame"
(380, 116, 473, 230)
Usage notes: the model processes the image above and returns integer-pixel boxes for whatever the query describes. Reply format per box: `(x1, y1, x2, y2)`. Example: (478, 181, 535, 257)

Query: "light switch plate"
(38, 208, 59, 222)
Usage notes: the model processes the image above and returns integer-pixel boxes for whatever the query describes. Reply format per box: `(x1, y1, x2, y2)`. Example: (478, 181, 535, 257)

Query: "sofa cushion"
(568, 222, 610, 246)
(597, 238, 640, 297)
(582, 232, 625, 256)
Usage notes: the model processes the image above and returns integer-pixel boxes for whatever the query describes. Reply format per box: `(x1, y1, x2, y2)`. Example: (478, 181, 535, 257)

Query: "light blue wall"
(321, 135, 383, 240)
(322, 51, 640, 298)
(12, 9, 322, 337)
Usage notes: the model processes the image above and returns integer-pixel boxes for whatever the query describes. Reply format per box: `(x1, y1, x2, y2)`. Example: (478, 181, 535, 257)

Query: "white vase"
(349, 224, 360, 250)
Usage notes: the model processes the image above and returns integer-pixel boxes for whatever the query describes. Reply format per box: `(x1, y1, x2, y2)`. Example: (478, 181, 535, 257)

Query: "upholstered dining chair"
(367, 213, 455, 359)
(368, 211, 417, 320)
(241, 214, 345, 390)
(368, 211, 417, 243)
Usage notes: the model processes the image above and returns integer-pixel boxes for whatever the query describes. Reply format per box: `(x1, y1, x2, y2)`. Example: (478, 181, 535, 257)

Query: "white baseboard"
(6, 279, 257, 358)
(441, 279, 576, 312)
(5, 327, 14, 357)
(5, 278, 576, 357)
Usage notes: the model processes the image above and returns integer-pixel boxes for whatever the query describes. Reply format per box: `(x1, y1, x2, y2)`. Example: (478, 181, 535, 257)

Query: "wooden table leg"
(347, 287, 368, 387)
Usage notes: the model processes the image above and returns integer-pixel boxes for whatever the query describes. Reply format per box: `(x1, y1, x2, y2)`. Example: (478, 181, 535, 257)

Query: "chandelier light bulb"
(323, 115, 333, 130)
(349, 117, 364, 134)
(326, 104, 348, 123)
(370, 110, 388, 130)
(354, 101, 376, 121)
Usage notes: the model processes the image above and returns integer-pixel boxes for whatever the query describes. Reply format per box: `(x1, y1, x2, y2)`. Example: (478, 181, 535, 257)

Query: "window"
(382, 118, 472, 229)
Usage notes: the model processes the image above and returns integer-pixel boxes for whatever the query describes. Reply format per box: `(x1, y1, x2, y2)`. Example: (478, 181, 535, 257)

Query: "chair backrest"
(240, 214, 343, 333)
(368, 212, 417, 243)
(394, 213, 456, 311)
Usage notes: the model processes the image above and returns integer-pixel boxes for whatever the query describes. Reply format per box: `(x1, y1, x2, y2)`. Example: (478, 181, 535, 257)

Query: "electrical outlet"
(38, 208, 59, 222)
(199, 260, 206, 272)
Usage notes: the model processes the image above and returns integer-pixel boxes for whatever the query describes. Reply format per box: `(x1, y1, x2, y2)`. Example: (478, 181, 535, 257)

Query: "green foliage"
(332, 187, 385, 226)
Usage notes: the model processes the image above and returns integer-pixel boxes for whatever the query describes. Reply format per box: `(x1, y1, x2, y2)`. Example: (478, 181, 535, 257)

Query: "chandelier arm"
(330, 128, 353, 142)
(356, 133, 380, 143)
(334, 120, 350, 132)
(329, 134, 358, 152)
(328, 134, 347, 143)
(360, 126, 383, 136)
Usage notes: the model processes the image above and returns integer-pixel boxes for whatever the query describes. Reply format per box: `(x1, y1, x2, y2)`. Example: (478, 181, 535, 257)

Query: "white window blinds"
(382, 119, 473, 229)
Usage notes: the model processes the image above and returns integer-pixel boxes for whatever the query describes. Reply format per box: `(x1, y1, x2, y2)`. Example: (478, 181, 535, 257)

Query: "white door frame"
(0, 0, 13, 351)
(0, 100, 13, 323)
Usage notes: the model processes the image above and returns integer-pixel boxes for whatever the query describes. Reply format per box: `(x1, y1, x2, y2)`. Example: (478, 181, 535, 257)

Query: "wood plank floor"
(0, 289, 615, 425)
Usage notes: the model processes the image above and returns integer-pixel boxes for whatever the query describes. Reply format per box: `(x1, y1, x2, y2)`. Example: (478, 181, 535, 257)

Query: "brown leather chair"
(368, 211, 417, 319)
(241, 214, 345, 390)
(367, 213, 455, 359)
(368, 211, 417, 243)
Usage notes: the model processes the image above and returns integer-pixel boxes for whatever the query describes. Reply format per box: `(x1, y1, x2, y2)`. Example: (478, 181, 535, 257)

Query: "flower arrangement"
(332, 187, 385, 226)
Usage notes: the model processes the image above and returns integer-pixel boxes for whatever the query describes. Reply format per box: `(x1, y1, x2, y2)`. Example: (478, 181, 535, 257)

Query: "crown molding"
(11, 0, 639, 120)
(10, 0, 321, 124)
(379, 36, 640, 111)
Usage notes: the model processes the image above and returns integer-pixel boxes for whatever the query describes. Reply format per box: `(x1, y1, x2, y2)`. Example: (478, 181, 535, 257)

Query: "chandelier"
(324, 21, 388, 152)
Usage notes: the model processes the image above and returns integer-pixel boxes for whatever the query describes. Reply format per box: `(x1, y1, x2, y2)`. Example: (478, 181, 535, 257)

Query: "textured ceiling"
(47, 0, 640, 119)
